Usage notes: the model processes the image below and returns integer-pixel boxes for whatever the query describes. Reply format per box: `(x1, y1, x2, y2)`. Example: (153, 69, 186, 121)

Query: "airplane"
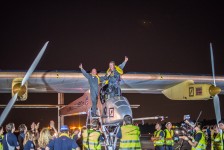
(0, 42, 223, 149)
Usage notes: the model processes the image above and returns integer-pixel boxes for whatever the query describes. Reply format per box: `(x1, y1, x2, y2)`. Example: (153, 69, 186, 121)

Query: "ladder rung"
(91, 117, 100, 119)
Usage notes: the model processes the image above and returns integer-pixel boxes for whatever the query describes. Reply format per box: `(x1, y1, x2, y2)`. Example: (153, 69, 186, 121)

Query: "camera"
(173, 115, 195, 142)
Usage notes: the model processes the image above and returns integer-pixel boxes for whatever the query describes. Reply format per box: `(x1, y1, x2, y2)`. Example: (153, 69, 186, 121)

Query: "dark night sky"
(0, 1, 224, 128)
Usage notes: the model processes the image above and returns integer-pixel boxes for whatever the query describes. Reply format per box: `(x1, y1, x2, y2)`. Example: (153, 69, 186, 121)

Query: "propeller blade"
(21, 41, 49, 86)
(213, 95, 221, 124)
(210, 43, 216, 86)
(0, 93, 18, 126)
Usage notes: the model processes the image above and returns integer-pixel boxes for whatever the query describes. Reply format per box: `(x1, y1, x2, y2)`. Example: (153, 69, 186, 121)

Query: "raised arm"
(118, 56, 128, 69)
(79, 63, 91, 79)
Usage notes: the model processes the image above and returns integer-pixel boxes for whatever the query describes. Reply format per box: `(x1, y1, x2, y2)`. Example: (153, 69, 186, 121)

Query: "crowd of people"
(0, 120, 81, 150)
(0, 116, 142, 150)
(150, 120, 224, 150)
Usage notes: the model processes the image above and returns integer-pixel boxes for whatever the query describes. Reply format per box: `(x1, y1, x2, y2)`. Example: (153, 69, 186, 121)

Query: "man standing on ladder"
(79, 64, 107, 117)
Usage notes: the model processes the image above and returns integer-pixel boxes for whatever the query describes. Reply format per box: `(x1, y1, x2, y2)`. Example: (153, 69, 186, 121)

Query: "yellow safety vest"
(192, 131, 207, 150)
(212, 132, 223, 150)
(153, 130, 164, 146)
(119, 125, 141, 150)
(0, 135, 3, 150)
(82, 129, 101, 150)
(164, 129, 174, 146)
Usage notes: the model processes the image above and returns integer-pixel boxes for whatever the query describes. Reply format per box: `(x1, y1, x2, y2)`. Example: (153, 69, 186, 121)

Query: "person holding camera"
(180, 122, 206, 150)
(151, 123, 165, 150)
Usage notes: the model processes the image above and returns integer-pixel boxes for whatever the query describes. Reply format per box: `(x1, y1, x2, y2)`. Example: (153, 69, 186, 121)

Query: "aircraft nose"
(209, 85, 221, 96)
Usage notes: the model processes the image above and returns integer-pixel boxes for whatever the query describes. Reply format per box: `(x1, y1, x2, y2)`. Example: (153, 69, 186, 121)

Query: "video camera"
(173, 115, 195, 142)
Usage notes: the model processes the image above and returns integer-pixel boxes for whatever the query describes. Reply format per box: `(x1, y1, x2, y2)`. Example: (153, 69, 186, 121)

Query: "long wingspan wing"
(1, 72, 223, 94)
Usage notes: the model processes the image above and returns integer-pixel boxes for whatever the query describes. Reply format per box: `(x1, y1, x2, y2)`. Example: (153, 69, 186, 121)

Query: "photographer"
(180, 122, 206, 150)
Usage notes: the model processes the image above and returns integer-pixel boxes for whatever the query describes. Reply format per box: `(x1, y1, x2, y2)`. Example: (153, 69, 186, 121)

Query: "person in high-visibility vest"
(117, 115, 141, 150)
(151, 123, 165, 150)
(0, 126, 4, 150)
(218, 120, 224, 150)
(82, 119, 102, 150)
(211, 125, 223, 150)
(181, 122, 207, 150)
(79, 64, 108, 117)
(164, 122, 174, 150)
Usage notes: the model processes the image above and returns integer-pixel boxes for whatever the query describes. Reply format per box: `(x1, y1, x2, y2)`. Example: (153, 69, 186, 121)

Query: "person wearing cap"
(0, 126, 4, 150)
(105, 56, 128, 98)
(117, 115, 141, 150)
(79, 64, 108, 117)
(218, 120, 224, 149)
(2, 123, 20, 150)
(181, 122, 206, 150)
(47, 125, 80, 150)
(164, 122, 174, 150)
(82, 119, 103, 150)
(151, 123, 165, 150)
(18, 124, 27, 150)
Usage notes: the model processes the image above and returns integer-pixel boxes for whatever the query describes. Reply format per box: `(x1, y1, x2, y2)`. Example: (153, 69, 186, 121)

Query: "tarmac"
(101, 136, 192, 150)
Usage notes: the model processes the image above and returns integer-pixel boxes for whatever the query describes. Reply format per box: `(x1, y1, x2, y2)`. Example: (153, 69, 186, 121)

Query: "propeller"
(0, 41, 49, 126)
(210, 43, 222, 124)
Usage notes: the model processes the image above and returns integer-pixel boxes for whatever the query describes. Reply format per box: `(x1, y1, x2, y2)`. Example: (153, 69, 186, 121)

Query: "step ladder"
(85, 108, 119, 150)
(86, 108, 103, 129)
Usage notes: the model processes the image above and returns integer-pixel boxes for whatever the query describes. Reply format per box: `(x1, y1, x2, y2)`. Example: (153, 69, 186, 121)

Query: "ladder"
(86, 108, 102, 129)
(85, 108, 119, 150)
